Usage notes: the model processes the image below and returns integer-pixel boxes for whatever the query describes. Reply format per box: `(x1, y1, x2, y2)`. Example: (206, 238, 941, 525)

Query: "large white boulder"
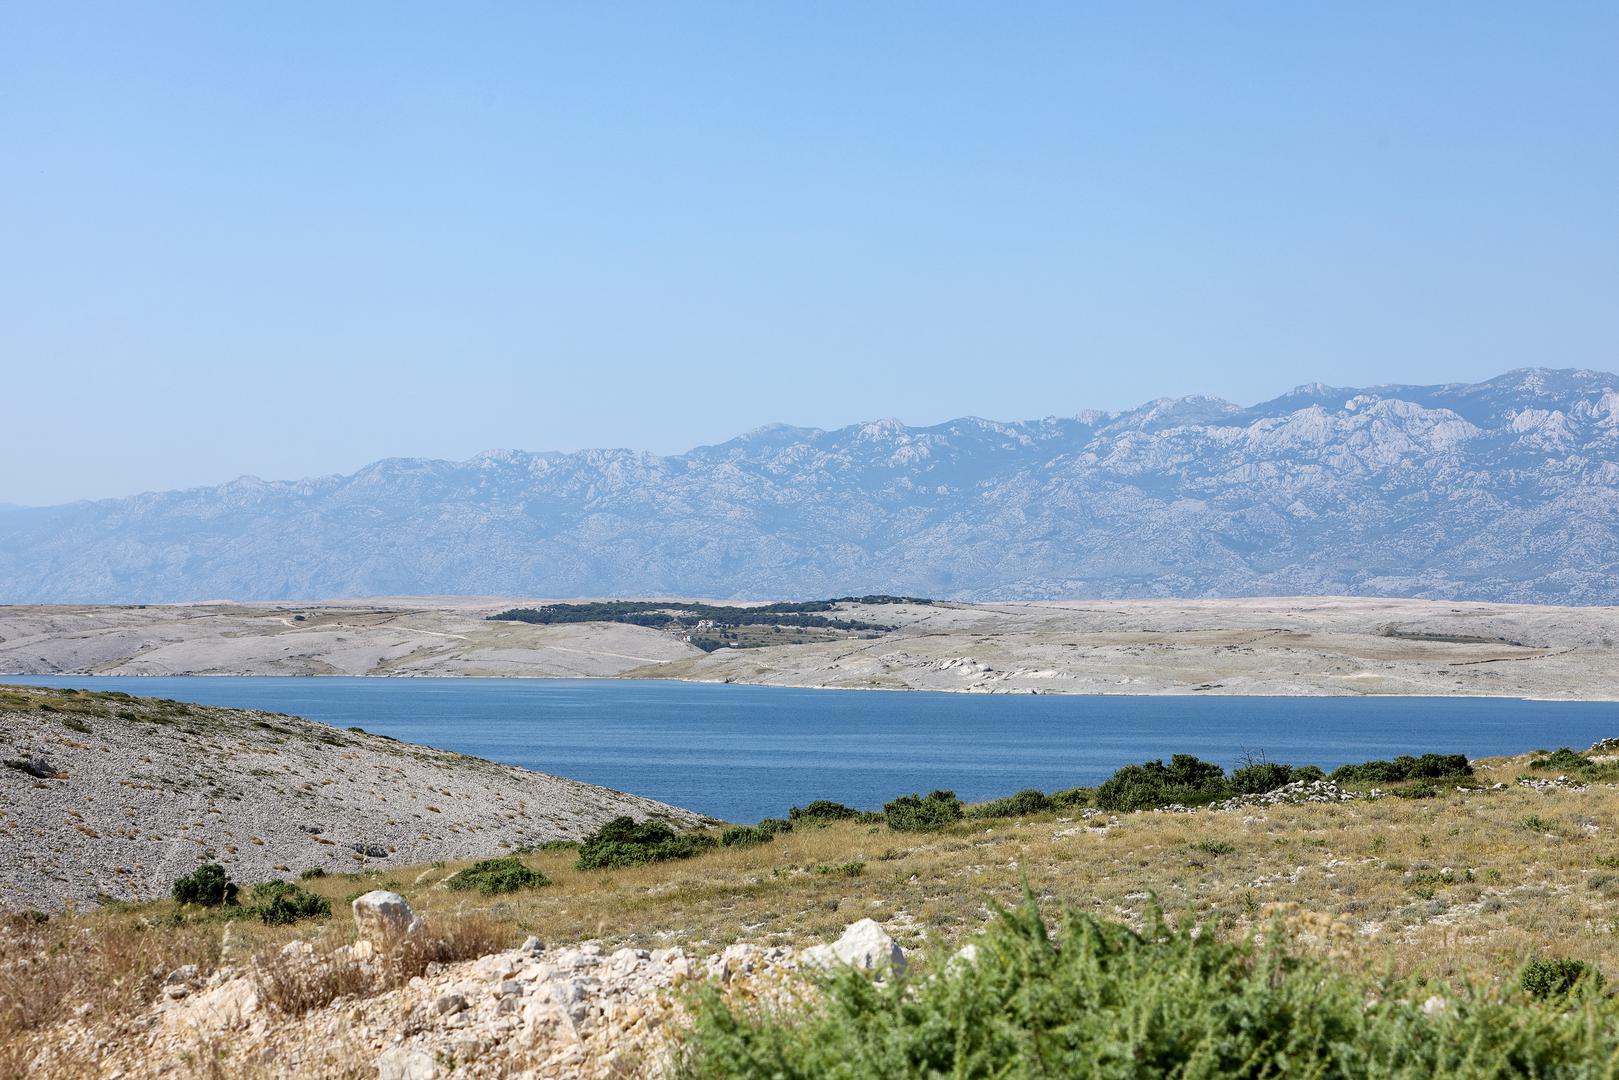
(800, 918, 907, 976)
(351, 890, 419, 942)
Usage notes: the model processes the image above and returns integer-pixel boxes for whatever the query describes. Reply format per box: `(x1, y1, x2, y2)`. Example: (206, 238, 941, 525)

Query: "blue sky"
(3, 2, 1616, 504)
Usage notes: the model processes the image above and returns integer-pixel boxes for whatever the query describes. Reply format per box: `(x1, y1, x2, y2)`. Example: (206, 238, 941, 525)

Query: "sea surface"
(8, 676, 1618, 822)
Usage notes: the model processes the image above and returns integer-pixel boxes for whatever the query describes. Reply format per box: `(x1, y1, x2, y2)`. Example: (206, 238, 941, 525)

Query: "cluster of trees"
(489, 595, 930, 634)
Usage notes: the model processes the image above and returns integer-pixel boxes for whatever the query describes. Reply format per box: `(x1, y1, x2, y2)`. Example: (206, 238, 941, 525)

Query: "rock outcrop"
(90, 919, 908, 1079)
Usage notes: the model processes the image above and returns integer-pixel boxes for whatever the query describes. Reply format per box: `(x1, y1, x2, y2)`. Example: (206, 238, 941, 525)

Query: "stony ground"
(640, 594, 1619, 698)
(0, 602, 700, 678)
(0, 686, 705, 911)
(6, 595, 1619, 698)
(4, 737, 1618, 1078)
(19, 888, 901, 1080)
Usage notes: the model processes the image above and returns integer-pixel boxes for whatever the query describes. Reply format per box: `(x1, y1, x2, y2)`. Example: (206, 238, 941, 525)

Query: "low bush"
(249, 881, 332, 925)
(1525, 748, 1619, 782)
(1191, 839, 1235, 856)
(298, 867, 327, 880)
(1095, 755, 1227, 811)
(1521, 957, 1601, 999)
(968, 789, 1053, 819)
(535, 838, 581, 852)
(171, 863, 238, 908)
(1395, 782, 1440, 799)
(789, 801, 859, 825)
(883, 790, 964, 832)
(576, 817, 716, 870)
(445, 856, 550, 895)
(720, 825, 775, 849)
(1228, 761, 1323, 794)
(675, 897, 1619, 1078)
(1529, 748, 1590, 771)
(815, 861, 865, 877)
(756, 818, 793, 835)
(1050, 786, 1091, 808)
(1331, 754, 1472, 785)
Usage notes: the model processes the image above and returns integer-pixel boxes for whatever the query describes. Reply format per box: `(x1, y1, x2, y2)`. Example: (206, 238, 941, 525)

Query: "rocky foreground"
(0, 686, 704, 911)
(55, 890, 904, 1080)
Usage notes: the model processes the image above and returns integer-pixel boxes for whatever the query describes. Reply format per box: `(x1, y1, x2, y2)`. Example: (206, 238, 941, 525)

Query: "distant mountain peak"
(4, 368, 1619, 605)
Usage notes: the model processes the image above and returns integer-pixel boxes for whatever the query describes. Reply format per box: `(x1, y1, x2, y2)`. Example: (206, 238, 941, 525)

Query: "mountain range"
(6, 368, 1619, 605)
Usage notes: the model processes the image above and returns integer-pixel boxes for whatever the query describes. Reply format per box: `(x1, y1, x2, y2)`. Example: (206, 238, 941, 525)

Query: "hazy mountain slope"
(6, 368, 1619, 604)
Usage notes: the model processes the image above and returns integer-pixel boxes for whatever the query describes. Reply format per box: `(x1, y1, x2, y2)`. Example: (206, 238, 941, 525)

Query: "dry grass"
(4, 751, 1618, 1073)
(255, 908, 513, 1019)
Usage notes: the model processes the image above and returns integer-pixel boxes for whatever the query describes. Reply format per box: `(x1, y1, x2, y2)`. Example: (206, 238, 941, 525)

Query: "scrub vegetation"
(5, 704, 1619, 1076)
(486, 597, 930, 651)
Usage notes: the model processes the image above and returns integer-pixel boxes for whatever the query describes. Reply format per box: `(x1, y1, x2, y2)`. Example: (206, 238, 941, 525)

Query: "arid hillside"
(6, 595, 1619, 699)
(0, 685, 706, 912)
(4, 733, 1617, 1078)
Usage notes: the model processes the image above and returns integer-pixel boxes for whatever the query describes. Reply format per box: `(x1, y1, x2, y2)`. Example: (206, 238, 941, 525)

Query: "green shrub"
(883, 790, 964, 832)
(756, 818, 794, 835)
(676, 897, 1619, 1079)
(530, 838, 580, 852)
(720, 825, 775, 849)
(445, 856, 550, 895)
(968, 789, 1053, 819)
(1331, 754, 1472, 785)
(249, 880, 331, 925)
(171, 863, 238, 907)
(1228, 761, 1292, 794)
(1191, 839, 1235, 856)
(1521, 957, 1601, 999)
(576, 816, 717, 870)
(1050, 787, 1091, 808)
(789, 801, 859, 825)
(815, 861, 866, 877)
(61, 716, 92, 734)
(1529, 748, 1590, 771)
(1228, 761, 1323, 794)
(298, 867, 327, 880)
(1395, 782, 1439, 799)
(1095, 755, 1228, 811)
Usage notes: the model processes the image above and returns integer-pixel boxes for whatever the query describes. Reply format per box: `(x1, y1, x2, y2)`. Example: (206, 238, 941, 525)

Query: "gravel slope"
(0, 685, 707, 912)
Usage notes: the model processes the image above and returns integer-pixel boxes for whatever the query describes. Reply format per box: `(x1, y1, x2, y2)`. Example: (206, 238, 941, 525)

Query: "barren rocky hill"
(0, 685, 706, 912)
(635, 595, 1619, 699)
(6, 595, 1619, 698)
(0, 602, 700, 677)
(8, 368, 1619, 604)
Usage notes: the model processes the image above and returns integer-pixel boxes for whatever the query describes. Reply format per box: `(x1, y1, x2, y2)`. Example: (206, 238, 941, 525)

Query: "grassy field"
(5, 741, 1618, 1076)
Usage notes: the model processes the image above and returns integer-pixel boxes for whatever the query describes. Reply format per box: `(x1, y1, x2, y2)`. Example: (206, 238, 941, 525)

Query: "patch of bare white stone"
(137, 890, 910, 1079)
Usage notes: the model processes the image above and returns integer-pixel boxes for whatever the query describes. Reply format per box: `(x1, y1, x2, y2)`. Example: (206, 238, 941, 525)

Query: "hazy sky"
(3, 2, 1616, 505)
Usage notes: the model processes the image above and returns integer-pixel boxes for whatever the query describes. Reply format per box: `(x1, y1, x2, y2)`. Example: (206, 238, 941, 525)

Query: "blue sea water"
(8, 675, 1617, 822)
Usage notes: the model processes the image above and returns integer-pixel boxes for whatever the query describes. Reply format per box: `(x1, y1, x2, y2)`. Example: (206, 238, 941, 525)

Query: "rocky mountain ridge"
(5, 368, 1619, 603)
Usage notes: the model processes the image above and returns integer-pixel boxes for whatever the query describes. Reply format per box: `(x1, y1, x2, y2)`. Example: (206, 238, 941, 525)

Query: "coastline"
(8, 669, 1619, 704)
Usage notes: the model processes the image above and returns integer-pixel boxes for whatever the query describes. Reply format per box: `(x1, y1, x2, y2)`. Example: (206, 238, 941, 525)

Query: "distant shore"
(4, 594, 1619, 700)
